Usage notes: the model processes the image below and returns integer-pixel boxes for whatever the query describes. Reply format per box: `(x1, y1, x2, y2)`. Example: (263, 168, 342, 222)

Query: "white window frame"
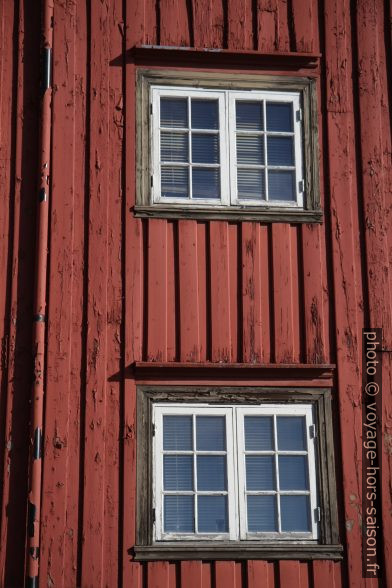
(151, 87, 229, 206)
(153, 403, 318, 542)
(153, 405, 238, 541)
(228, 91, 303, 207)
(150, 86, 304, 209)
(236, 405, 318, 540)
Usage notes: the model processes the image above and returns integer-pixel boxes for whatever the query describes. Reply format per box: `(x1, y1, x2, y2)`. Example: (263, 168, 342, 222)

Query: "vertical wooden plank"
(333, 562, 343, 588)
(102, 0, 123, 584)
(356, 1, 392, 583)
(271, 224, 295, 363)
(227, 0, 254, 50)
(0, 0, 16, 581)
(242, 222, 262, 363)
(148, 561, 170, 588)
(147, 219, 168, 361)
(215, 561, 236, 588)
(279, 561, 300, 588)
(312, 561, 336, 588)
(130, 563, 143, 588)
(123, 41, 143, 588)
(0, 0, 19, 583)
(192, 0, 225, 48)
(128, 218, 143, 363)
(299, 562, 310, 588)
(169, 562, 177, 587)
(39, 1, 80, 585)
(235, 562, 243, 587)
(210, 222, 231, 362)
(297, 0, 326, 368)
(166, 221, 177, 361)
(290, 225, 301, 362)
(277, 0, 290, 51)
(1, 2, 39, 585)
(248, 561, 274, 587)
(179, 220, 200, 362)
(256, 0, 289, 52)
(260, 225, 271, 362)
(202, 561, 212, 587)
(323, 1, 364, 587)
(127, 0, 157, 44)
(302, 224, 327, 364)
(197, 222, 208, 361)
(229, 223, 239, 362)
(160, 0, 190, 46)
(290, 0, 317, 52)
(256, 0, 277, 52)
(181, 561, 203, 588)
(81, 1, 110, 584)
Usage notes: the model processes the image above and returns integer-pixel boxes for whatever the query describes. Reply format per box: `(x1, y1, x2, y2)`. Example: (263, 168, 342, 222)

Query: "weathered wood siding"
(0, 0, 391, 586)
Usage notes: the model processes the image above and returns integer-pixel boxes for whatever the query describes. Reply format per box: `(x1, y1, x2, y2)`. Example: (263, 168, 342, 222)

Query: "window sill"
(133, 542, 344, 561)
(133, 205, 323, 223)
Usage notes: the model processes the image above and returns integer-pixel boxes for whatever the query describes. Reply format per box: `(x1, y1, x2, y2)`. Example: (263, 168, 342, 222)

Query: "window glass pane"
(246, 456, 275, 490)
(197, 456, 227, 491)
(277, 417, 306, 451)
(236, 101, 263, 131)
(192, 168, 220, 199)
(164, 495, 194, 532)
(247, 495, 278, 532)
(244, 416, 274, 450)
(198, 496, 228, 532)
(161, 167, 189, 199)
(196, 416, 226, 450)
(164, 456, 193, 491)
(236, 135, 264, 165)
(267, 137, 294, 166)
(161, 98, 188, 128)
(266, 102, 293, 132)
(280, 495, 311, 532)
(237, 169, 265, 200)
(163, 415, 193, 450)
(161, 132, 188, 162)
(268, 170, 295, 201)
(192, 134, 219, 164)
(279, 456, 309, 490)
(191, 99, 219, 129)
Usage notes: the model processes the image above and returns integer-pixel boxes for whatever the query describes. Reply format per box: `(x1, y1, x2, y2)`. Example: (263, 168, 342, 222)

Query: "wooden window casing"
(134, 386, 342, 561)
(135, 70, 322, 223)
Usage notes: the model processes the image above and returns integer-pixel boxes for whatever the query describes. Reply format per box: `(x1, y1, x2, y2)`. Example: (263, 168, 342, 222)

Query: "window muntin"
(153, 404, 318, 542)
(151, 87, 303, 208)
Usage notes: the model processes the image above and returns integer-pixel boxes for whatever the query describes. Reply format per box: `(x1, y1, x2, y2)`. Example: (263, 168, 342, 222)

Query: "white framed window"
(153, 403, 318, 542)
(150, 87, 303, 209)
(136, 70, 322, 223)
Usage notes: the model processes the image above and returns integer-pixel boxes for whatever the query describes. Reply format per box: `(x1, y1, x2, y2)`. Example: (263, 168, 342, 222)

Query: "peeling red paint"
(0, 0, 391, 587)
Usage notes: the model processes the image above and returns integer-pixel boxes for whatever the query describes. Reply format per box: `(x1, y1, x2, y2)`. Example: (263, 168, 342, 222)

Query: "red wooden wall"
(0, 0, 391, 586)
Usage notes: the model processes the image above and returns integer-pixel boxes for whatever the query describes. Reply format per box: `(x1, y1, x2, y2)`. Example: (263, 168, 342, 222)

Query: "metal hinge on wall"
(309, 424, 316, 438)
(296, 109, 302, 121)
(152, 423, 156, 436)
(315, 507, 321, 522)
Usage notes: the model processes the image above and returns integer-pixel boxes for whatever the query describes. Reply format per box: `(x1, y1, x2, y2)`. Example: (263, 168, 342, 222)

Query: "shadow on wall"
(0, 2, 40, 585)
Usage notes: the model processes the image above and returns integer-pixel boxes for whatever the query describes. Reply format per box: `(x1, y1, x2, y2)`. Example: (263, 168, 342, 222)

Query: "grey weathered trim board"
(133, 543, 344, 561)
